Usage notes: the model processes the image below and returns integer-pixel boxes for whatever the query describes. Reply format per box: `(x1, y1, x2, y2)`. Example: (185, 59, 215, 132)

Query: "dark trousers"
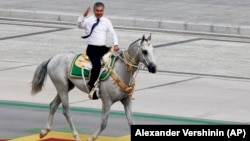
(86, 45, 110, 87)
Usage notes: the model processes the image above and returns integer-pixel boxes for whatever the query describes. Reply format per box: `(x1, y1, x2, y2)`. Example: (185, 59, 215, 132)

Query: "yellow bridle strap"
(109, 68, 135, 100)
(124, 51, 138, 65)
(124, 51, 139, 72)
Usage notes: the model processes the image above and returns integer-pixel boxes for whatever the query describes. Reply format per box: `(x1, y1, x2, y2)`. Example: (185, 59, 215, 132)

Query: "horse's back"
(47, 51, 77, 80)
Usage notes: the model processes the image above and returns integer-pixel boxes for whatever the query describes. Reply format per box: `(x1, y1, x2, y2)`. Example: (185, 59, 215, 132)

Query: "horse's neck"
(127, 42, 140, 63)
(112, 53, 136, 85)
(110, 42, 140, 86)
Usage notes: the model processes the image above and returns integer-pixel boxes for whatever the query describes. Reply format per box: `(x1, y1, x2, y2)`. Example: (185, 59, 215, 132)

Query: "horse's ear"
(140, 34, 145, 45)
(147, 33, 151, 41)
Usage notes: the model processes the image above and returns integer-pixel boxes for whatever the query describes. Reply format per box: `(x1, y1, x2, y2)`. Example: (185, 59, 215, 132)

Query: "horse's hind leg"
(88, 102, 112, 141)
(59, 92, 81, 141)
(40, 94, 61, 138)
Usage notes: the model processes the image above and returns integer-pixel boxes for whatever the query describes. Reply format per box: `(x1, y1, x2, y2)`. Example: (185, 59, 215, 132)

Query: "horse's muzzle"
(147, 62, 157, 73)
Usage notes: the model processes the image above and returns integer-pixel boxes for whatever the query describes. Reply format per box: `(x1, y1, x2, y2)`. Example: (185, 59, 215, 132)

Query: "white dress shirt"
(77, 15, 118, 46)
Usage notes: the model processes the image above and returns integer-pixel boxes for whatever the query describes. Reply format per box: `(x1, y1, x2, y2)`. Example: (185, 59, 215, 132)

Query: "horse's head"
(127, 34, 157, 73)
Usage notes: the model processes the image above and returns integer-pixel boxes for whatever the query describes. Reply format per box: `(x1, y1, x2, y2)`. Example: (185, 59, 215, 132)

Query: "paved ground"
(1, 0, 250, 35)
(1, 19, 250, 123)
(1, 0, 250, 25)
(1, 101, 230, 140)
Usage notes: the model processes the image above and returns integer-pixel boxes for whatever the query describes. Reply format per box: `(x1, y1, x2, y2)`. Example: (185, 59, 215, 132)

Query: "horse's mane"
(128, 38, 140, 48)
(128, 38, 148, 48)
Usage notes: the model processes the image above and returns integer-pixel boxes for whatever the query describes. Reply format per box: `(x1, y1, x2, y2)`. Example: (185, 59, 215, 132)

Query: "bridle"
(122, 39, 151, 70)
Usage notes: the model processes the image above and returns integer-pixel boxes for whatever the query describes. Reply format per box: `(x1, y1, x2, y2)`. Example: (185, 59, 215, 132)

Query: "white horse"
(31, 34, 157, 141)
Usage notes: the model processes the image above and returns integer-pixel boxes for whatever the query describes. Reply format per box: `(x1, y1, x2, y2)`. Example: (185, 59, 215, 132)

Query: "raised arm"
(76, 6, 91, 28)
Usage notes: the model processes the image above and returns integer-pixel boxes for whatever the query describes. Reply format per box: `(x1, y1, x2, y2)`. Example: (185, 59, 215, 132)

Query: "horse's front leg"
(88, 101, 112, 141)
(40, 94, 61, 138)
(121, 98, 135, 126)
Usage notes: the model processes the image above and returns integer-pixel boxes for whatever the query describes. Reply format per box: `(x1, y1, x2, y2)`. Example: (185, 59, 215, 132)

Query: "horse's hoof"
(87, 137, 94, 141)
(75, 136, 82, 141)
(40, 129, 49, 138)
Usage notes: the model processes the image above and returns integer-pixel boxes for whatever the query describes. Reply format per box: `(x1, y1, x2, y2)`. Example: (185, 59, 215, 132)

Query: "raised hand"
(83, 6, 91, 17)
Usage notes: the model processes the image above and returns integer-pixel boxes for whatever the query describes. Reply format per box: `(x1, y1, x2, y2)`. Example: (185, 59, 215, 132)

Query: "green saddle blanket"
(69, 53, 117, 80)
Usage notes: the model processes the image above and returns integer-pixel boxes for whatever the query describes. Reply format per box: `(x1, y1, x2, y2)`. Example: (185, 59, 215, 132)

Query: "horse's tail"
(31, 58, 51, 96)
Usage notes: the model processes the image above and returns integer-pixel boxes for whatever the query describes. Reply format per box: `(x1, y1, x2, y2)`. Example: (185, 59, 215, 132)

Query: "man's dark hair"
(94, 2, 105, 9)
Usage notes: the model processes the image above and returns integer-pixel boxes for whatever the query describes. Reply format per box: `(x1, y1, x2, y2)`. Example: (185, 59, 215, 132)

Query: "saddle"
(69, 51, 117, 80)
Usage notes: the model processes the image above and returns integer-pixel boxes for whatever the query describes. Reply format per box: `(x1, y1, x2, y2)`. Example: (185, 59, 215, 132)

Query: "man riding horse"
(76, 2, 120, 99)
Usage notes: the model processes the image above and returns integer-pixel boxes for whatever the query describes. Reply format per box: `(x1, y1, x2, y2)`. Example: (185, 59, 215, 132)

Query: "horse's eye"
(142, 50, 148, 55)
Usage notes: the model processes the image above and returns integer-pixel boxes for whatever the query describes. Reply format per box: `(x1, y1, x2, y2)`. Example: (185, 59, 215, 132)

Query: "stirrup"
(88, 87, 99, 100)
